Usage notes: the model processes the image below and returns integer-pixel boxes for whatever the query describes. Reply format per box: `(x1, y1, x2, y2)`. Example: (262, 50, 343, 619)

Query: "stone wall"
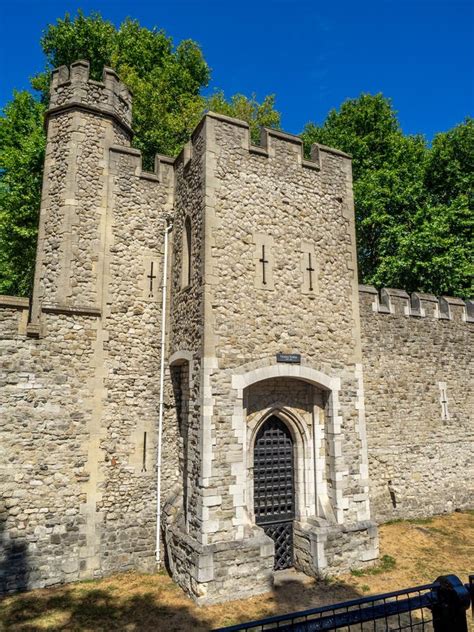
(359, 287, 474, 522)
(1, 305, 98, 591)
(168, 123, 207, 543)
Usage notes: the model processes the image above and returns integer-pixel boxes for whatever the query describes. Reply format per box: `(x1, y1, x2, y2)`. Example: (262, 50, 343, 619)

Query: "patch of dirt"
(0, 511, 472, 631)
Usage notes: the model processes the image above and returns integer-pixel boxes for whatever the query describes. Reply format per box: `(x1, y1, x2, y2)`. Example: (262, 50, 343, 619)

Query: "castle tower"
(1, 61, 175, 590)
(29, 60, 134, 327)
(164, 113, 378, 602)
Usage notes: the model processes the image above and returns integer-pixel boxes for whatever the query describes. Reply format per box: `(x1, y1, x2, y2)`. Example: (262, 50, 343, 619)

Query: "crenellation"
(381, 288, 410, 315)
(49, 61, 133, 136)
(360, 285, 473, 523)
(466, 299, 474, 322)
(109, 145, 174, 183)
(359, 285, 471, 322)
(439, 295, 466, 322)
(205, 112, 323, 171)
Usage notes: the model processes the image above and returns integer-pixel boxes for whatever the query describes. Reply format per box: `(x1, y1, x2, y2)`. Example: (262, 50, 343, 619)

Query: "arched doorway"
(254, 415, 295, 570)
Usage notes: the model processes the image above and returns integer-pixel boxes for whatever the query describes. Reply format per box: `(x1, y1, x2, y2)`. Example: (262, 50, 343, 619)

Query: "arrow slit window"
(182, 216, 192, 288)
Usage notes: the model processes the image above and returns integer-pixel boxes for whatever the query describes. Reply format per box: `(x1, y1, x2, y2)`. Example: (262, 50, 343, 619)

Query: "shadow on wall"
(0, 508, 29, 594)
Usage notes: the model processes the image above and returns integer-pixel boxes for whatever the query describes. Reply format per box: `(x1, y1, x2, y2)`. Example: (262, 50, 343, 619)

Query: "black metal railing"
(213, 574, 473, 632)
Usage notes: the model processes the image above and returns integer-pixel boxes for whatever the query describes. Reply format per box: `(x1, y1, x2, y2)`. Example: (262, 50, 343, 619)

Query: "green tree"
(302, 96, 473, 297)
(0, 92, 46, 295)
(207, 91, 280, 145)
(302, 94, 428, 287)
(0, 11, 280, 296)
(31, 12, 211, 160)
(425, 117, 474, 205)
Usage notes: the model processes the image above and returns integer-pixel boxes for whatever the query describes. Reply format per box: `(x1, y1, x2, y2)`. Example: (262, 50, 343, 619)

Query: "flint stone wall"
(359, 287, 474, 522)
(200, 114, 371, 540)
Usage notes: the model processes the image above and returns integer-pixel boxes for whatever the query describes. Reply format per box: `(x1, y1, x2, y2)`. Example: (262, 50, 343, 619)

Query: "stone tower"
(163, 113, 378, 602)
(1, 60, 175, 590)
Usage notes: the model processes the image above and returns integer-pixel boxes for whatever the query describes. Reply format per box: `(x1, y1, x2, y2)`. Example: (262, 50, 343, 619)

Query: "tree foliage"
(0, 92, 46, 295)
(207, 91, 280, 145)
(302, 98, 473, 298)
(0, 11, 280, 295)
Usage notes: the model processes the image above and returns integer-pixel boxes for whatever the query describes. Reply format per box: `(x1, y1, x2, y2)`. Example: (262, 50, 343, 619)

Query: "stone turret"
(49, 60, 133, 133)
(28, 61, 134, 330)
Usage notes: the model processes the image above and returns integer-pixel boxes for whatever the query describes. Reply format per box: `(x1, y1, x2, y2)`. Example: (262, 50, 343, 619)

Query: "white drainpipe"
(156, 219, 173, 563)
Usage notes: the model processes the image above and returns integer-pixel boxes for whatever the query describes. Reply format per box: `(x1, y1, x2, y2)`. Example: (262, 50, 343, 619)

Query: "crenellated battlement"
(109, 144, 174, 184)
(359, 285, 474, 322)
(48, 60, 133, 134)
(203, 111, 349, 172)
(46, 62, 350, 173)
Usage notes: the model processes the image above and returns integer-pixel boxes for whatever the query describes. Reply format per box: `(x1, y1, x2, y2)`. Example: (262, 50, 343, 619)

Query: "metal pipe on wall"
(156, 219, 173, 563)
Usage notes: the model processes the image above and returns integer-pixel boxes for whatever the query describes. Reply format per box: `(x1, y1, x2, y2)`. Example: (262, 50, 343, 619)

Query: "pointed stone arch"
(230, 362, 344, 535)
(247, 405, 311, 526)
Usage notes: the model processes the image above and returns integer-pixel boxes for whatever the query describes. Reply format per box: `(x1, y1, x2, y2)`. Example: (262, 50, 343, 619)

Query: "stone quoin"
(0, 61, 472, 603)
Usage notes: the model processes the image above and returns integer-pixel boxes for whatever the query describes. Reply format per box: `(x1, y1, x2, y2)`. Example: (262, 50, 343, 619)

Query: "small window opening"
(142, 432, 147, 471)
(439, 382, 449, 421)
(182, 217, 192, 288)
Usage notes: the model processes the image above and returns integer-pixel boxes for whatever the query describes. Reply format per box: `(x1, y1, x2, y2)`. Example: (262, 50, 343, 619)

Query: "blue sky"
(1, 0, 472, 140)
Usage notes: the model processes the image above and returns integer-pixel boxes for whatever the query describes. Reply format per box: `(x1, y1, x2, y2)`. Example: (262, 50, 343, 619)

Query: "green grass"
(407, 517, 434, 525)
(351, 555, 397, 577)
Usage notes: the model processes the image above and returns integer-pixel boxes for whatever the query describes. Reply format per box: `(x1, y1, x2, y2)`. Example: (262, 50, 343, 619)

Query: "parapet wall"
(200, 111, 350, 173)
(49, 60, 133, 135)
(359, 286, 473, 523)
(360, 285, 473, 321)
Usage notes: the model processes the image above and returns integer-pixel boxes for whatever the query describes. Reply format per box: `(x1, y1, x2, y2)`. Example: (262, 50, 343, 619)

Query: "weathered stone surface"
(359, 287, 473, 522)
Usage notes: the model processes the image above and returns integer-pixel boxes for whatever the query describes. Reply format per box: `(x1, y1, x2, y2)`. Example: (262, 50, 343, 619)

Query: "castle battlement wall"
(359, 285, 474, 322)
(49, 60, 133, 135)
(183, 111, 349, 174)
(109, 144, 174, 184)
(0, 61, 471, 601)
(359, 285, 473, 523)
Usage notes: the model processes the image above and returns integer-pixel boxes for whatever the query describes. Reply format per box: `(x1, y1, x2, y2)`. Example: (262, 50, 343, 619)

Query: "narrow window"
(142, 432, 147, 472)
(306, 252, 315, 291)
(259, 245, 268, 285)
(439, 382, 449, 420)
(182, 216, 192, 288)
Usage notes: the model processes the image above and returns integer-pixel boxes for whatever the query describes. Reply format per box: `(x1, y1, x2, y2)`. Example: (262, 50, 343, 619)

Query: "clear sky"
(1, 0, 472, 140)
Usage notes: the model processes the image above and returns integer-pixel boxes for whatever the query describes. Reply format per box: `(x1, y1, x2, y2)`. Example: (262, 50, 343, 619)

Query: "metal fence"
(214, 574, 473, 632)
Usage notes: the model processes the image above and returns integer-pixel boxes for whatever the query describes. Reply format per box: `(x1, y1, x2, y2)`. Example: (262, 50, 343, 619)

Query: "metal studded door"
(254, 416, 295, 570)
